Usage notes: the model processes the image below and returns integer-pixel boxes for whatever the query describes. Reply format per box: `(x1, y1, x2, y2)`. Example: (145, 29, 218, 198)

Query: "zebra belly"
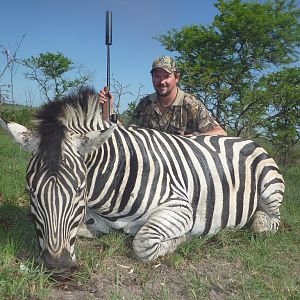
(187, 140, 261, 237)
(190, 186, 259, 236)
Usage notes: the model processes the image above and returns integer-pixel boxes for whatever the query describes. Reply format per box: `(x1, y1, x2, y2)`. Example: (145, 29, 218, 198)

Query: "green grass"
(0, 203, 53, 299)
(0, 128, 52, 299)
(0, 134, 30, 203)
(0, 126, 300, 299)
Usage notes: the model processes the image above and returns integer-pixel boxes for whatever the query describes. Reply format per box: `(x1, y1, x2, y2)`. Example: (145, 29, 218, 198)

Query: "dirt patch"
(47, 249, 244, 300)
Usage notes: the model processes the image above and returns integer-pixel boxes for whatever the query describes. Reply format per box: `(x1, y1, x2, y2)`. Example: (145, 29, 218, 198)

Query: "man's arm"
(187, 125, 227, 137)
(190, 96, 227, 136)
(199, 125, 227, 136)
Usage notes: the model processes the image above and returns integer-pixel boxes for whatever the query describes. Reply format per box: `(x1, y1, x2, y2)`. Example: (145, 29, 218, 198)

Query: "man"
(99, 56, 227, 136)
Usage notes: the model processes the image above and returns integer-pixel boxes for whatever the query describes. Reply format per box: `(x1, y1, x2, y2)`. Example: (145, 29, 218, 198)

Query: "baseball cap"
(150, 56, 178, 74)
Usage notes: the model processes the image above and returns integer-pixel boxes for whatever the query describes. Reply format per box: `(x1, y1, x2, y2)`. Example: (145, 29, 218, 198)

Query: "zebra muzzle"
(41, 249, 79, 274)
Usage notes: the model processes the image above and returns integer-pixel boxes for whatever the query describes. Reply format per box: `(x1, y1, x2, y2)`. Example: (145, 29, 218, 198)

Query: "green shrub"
(0, 105, 36, 128)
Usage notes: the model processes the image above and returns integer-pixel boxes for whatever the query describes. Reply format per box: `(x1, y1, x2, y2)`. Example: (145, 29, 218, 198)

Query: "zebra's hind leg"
(250, 210, 277, 233)
(251, 175, 284, 234)
(132, 202, 193, 261)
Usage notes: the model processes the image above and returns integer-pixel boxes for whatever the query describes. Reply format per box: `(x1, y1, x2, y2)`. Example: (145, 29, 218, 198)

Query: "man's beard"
(155, 85, 171, 97)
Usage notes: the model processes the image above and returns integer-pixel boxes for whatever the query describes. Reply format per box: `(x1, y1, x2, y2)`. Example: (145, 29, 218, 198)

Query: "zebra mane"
(35, 86, 104, 173)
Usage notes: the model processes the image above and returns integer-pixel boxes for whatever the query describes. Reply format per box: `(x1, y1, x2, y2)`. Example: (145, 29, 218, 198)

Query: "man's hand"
(98, 87, 114, 122)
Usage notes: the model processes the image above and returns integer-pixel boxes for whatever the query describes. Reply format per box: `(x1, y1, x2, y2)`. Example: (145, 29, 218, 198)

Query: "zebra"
(0, 87, 284, 272)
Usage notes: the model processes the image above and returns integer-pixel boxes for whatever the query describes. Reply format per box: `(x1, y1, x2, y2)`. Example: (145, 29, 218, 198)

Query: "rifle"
(105, 10, 117, 123)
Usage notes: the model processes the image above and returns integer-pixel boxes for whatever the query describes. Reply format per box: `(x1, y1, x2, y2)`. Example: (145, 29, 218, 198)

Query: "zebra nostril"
(41, 249, 76, 272)
(69, 261, 79, 273)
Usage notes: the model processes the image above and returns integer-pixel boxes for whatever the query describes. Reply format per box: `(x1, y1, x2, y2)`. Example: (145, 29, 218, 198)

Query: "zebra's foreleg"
(79, 207, 114, 237)
(77, 222, 94, 238)
(132, 202, 193, 261)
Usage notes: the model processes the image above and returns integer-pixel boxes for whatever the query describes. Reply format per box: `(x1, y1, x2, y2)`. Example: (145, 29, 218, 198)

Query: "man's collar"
(149, 88, 185, 106)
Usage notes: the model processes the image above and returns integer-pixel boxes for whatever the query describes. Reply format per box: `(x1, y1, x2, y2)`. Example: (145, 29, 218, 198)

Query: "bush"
(0, 105, 36, 129)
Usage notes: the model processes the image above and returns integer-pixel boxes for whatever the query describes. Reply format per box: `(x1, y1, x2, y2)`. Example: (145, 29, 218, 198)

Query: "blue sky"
(0, 0, 240, 111)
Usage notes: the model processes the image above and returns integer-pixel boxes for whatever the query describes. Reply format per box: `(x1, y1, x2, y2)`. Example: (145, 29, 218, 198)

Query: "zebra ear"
(73, 124, 117, 155)
(0, 118, 39, 152)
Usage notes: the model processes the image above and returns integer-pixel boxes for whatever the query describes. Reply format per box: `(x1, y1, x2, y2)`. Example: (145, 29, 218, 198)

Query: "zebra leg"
(251, 176, 284, 233)
(132, 203, 193, 261)
(78, 207, 114, 237)
(77, 222, 94, 238)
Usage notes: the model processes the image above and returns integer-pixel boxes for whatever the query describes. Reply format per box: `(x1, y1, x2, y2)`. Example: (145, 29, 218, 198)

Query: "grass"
(0, 126, 300, 299)
(0, 203, 53, 299)
(0, 128, 52, 299)
(0, 133, 30, 203)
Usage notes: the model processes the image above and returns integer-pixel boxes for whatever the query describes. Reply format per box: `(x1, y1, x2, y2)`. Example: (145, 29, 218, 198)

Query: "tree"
(109, 77, 133, 116)
(119, 82, 145, 126)
(23, 52, 92, 101)
(253, 67, 300, 162)
(156, 0, 300, 143)
(101, 76, 146, 126)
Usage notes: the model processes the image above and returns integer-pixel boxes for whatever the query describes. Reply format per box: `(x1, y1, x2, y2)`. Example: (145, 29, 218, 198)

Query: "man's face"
(152, 68, 179, 97)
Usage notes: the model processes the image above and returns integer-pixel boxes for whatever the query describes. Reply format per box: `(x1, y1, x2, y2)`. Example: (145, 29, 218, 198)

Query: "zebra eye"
(75, 187, 83, 195)
(26, 186, 34, 194)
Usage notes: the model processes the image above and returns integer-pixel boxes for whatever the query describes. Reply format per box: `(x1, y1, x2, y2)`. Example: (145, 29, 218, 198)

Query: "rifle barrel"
(106, 11, 112, 45)
(105, 10, 112, 118)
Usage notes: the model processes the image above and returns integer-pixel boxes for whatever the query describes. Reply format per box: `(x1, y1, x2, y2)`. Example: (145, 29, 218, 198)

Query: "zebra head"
(27, 143, 87, 272)
(0, 87, 116, 272)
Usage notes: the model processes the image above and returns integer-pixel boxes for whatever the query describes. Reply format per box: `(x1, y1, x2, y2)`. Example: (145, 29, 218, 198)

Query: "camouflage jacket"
(132, 88, 219, 135)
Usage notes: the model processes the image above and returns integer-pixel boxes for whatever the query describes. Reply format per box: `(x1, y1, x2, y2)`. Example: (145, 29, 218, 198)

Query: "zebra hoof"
(77, 223, 94, 238)
(250, 211, 273, 233)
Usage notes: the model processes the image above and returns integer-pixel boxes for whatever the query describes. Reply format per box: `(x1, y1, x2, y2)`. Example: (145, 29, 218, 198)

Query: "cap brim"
(150, 67, 173, 74)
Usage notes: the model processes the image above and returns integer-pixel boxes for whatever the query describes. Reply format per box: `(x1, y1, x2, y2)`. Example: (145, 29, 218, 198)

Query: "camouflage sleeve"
(188, 96, 219, 134)
(131, 97, 151, 127)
